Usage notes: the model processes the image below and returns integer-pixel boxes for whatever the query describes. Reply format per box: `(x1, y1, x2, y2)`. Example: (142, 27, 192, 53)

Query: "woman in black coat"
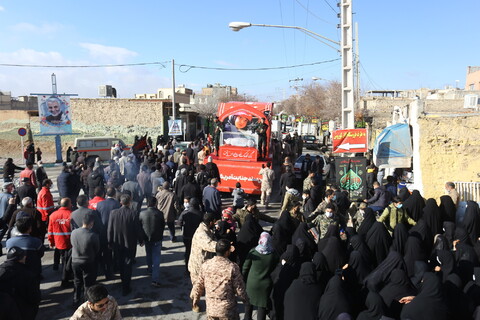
(283, 262, 323, 320)
(365, 222, 392, 267)
(317, 276, 353, 320)
(400, 272, 450, 320)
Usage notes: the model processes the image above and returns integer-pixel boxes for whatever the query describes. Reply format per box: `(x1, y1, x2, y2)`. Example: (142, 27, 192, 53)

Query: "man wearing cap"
(20, 161, 37, 189)
(0, 246, 41, 320)
(16, 177, 37, 206)
(0, 181, 15, 240)
(6, 218, 45, 279)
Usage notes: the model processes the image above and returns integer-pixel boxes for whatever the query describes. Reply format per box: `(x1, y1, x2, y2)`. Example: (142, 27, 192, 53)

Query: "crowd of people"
(0, 132, 479, 320)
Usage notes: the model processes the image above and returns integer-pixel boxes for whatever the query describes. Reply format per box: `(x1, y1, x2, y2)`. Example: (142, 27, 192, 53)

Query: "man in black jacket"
(279, 165, 296, 203)
(107, 194, 143, 295)
(35, 161, 48, 192)
(15, 177, 37, 206)
(95, 187, 120, 280)
(0, 246, 41, 320)
(70, 213, 100, 306)
(178, 197, 203, 270)
(71, 195, 103, 236)
(139, 197, 165, 287)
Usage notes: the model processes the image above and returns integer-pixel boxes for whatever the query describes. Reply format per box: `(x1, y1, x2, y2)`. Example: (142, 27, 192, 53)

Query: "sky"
(0, 0, 479, 101)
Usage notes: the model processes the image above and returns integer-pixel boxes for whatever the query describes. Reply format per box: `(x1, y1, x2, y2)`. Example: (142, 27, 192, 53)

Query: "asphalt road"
(0, 163, 284, 320)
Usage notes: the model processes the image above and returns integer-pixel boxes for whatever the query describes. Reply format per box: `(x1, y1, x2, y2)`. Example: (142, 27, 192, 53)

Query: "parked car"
(302, 135, 321, 150)
(293, 153, 331, 179)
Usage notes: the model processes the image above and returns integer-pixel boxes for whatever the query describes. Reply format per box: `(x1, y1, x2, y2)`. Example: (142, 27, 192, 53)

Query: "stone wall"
(70, 98, 168, 139)
(418, 114, 480, 199)
(361, 97, 465, 130)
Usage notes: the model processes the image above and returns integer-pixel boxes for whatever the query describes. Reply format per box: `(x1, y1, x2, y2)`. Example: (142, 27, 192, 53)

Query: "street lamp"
(228, 22, 340, 52)
(229, 1, 355, 130)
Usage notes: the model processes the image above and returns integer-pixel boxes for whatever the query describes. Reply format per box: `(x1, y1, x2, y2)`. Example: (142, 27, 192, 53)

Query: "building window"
(470, 84, 475, 91)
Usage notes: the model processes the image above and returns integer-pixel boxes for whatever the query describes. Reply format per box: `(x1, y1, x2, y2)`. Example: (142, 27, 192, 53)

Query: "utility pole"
(172, 59, 176, 120)
(355, 22, 360, 110)
(340, 0, 354, 129)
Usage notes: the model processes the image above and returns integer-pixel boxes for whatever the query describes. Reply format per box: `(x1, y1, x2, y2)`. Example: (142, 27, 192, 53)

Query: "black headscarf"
(443, 273, 474, 319)
(464, 267, 480, 308)
(433, 249, 456, 283)
(410, 260, 429, 290)
(402, 189, 425, 222)
(356, 291, 386, 320)
(345, 250, 371, 285)
(271, 210, 295, 256)
(439, 195, 456, 223)
(318, 223, 340, 252)
(312, 251, 332, 288)
(349, 235, 373, 268)
(237, 214, 263, 266)
(409, 219, 434, 256)
(403, 233, 427, 277)
(284, 262, 323, 320)
(291, 222, 317, 261)
(365, 222, 392, 267)
(462, 201, 480, 245)
(357, 208, 376, 238)
(317, 276, 352, 320)
(270, 244, 301, 320)
(400, 272, 450, 320)
(364, 251, 406, 293)
(379, 268, 417, 316)
(391, 223, 409, 255)
(443, 221, 456, 250)
(322, 236, 347, 274)
(423, 198, 443, 236)
(454, 227, 479, 268)
(398, 187, 411, 202)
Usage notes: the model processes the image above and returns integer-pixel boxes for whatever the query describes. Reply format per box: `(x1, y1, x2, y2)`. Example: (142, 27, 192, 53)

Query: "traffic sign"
(168, 120, 182, 136)
(332, 129, 368, 153)
(18, 128, 27, 136)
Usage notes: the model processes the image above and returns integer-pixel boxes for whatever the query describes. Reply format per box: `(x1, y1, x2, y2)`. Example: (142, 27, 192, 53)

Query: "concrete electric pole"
(341, 0, 355, 129)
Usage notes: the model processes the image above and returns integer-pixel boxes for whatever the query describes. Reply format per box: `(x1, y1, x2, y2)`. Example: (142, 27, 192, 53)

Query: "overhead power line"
(0, 61, 169, 68)
(178, 58, 340, 72)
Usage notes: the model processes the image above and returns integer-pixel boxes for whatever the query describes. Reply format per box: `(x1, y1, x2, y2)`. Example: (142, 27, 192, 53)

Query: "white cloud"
(10, 22, 62, 34)
(79, 43, 137, 63)
(0, 49, 169, 98)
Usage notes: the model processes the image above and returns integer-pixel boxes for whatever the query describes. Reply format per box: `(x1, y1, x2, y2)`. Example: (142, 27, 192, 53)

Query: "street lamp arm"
(250, 23, 340, 47)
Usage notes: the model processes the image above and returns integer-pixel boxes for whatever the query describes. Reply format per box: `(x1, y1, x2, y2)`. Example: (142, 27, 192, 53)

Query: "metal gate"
(454, 182, 480, 202)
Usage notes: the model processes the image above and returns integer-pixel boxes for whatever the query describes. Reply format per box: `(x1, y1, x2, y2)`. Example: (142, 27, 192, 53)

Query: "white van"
(74, 136, 129, 162)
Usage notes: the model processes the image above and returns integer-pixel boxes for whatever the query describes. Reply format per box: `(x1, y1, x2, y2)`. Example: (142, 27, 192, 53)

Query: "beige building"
(135, 85, 193, 104)
(466, 66, 480, 91)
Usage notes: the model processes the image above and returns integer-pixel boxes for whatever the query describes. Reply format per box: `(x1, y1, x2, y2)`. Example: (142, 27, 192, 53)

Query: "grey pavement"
(0, 163, 283, 320)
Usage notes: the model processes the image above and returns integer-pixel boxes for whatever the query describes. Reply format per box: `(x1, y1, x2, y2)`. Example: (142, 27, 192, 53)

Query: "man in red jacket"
(37, 179, 54, 222)
(48, 198, 72, 272)
(88, 187, 105, 211)
(20, 161, 37, 189)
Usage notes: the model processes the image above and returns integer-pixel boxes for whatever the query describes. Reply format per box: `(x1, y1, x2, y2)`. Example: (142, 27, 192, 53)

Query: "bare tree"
(278, 81, 341, 119)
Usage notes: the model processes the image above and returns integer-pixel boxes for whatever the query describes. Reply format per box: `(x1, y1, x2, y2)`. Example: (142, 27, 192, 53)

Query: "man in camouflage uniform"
(233, 198, 276, 229)
(191, 239, 249, 319)
(311, 203, 341, 237)
(188, 212, 217, 287)
(258, 162, 275, 208)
